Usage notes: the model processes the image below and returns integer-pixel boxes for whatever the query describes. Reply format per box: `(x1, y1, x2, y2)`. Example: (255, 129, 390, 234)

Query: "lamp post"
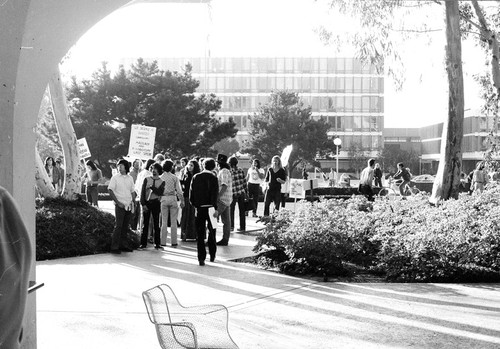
(334, 138, 342, 186)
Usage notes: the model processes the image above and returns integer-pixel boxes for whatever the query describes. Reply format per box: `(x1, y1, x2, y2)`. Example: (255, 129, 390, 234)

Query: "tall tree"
(242, 91, 335, 174)
(320, 1, 466, 201)
(68, 59, 236, 162)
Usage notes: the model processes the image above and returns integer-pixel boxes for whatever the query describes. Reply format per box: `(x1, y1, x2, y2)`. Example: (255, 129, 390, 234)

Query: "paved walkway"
(36, 201, 500, 349)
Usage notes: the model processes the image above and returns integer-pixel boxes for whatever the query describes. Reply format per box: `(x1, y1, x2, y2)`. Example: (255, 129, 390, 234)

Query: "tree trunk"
(430, 2, 464, 203)
(35, 150, 58, 198)
(48, 68, 82, 200)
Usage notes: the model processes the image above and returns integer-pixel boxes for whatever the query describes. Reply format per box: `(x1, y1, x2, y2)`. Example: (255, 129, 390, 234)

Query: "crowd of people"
(102, 153, 287, 266)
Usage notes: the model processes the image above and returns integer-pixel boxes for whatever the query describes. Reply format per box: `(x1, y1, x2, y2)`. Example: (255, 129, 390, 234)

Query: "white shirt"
(359, 166, 374, 186)
(247, 167, 264, 185)
(108, 173, 135, 206)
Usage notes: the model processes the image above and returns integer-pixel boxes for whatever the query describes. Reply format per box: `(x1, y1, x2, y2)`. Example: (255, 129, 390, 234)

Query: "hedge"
(254, 183, 500, 282)
(36, 197, 139, 260)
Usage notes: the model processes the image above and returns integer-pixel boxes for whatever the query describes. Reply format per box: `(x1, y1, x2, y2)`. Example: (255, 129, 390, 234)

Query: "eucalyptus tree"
(319, 0, 469, 201)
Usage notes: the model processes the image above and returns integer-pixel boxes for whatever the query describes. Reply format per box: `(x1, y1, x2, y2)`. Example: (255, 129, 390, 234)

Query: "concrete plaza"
(35, 201, 500, 349)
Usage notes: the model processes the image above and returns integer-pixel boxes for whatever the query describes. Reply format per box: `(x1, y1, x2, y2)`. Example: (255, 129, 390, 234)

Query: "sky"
(61, 0, 489, 128)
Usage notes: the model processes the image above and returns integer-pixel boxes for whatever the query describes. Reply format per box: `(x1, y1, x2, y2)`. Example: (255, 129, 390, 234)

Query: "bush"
(36, 197, 139, 260)
(254, 184, 500, 282)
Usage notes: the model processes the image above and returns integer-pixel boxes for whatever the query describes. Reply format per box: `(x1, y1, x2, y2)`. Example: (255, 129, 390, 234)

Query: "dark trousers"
(86, 185, 99, 206)
(263, 189, 281, 216)
(141, 200, 161, 246)
(374, 177, 382, 187)
(131, 200, 140, 230)
(195, 207, 216, 262)
(111, 205, 132, 250)
(358, 184, 374, 202)
(400, 180, 410, 196)
(230, 193, 246, 230)
(247, 183, 260, 215)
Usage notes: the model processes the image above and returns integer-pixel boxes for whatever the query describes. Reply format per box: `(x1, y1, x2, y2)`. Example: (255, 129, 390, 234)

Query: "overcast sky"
(62, 0, 488, 128)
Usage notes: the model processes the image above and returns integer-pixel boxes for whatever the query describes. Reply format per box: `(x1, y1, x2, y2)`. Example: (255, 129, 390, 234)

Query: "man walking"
(108, 159, 136, 254)
(189, 158, 219, 266)
(358, 158, 376, 202)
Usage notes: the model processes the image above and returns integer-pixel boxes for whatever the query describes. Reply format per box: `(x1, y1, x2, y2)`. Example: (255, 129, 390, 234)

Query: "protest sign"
(128, 124, 156, 160)
(77, 138, 91, 160)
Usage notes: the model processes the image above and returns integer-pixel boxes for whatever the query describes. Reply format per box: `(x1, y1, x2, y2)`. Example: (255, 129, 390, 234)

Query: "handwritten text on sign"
(77, 138, 91, 160)
(128, 124, 156, 160)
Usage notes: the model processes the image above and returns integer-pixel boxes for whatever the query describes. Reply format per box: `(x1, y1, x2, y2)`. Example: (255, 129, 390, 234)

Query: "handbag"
(243, 195, 255, 212)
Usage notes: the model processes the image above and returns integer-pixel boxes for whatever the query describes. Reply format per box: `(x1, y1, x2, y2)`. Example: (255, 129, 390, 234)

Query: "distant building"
(120, 56, 385, 170)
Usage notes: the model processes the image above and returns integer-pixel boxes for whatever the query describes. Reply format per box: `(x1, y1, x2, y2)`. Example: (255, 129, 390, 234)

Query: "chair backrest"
(142, 284, 184, 324)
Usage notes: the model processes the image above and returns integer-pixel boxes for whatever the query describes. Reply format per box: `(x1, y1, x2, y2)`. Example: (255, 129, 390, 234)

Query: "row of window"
(223, 114, 382, 133)
(197, 76, 384, 94)
(159, 57, 381, 75)
(218, 95, 384, 113)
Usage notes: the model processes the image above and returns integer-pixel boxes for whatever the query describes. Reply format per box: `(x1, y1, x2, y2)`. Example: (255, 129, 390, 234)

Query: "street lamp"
(334, 137, 342, 186)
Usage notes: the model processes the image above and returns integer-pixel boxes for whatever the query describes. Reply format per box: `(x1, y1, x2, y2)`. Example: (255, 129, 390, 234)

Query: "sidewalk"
(35, 201, 500, 349)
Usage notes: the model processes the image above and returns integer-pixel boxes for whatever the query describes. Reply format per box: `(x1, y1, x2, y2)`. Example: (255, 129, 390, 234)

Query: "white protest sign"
(280, 144, 293, 167)
(289, 178, 306, 199)
(77, 138, 91, 160)
(128, 124, 157, 160)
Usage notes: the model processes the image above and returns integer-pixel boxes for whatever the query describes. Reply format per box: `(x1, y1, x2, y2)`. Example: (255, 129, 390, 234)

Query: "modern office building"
(384, 112, 494, 175)
(121, 56, 385, 170)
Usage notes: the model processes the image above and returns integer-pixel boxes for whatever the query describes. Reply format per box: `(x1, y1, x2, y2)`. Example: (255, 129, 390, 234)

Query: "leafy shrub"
(254, 184, 500, 282)
(36, 197, 139, 260)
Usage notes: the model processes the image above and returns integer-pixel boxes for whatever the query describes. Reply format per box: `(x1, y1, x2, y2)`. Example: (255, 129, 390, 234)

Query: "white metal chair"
(142, 284, 239, 349)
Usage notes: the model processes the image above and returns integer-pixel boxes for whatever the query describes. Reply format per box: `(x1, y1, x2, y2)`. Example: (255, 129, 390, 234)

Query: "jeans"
(263, 189, 281, 216)
(86, 185, 99, 206)
(218, 203, 231, 242)
(160, 196, 178, 245)
(111, 204, 132, 250)
(141, 200, 161, 246)
(230, 193, 245, 230)
(247, 183, 260, 215)
(195, 207, 216, 262)
(399, 180, 410, 196)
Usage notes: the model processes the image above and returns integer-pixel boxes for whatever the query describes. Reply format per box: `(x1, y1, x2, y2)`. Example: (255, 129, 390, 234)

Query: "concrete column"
(1, 1, 132, 347)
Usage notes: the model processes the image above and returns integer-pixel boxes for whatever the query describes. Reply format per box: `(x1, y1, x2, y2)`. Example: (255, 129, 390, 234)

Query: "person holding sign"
(263, 155, 287, 217)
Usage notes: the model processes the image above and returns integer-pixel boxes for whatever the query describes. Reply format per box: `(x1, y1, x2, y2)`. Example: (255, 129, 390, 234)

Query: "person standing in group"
(180, 159, 200, 241)
(139, 162, 164, 250)
(160, 159, 185, 247)
(189, 158, 219, 266)
(83, 160, 102, 207)
(246, 159, 265, 218)
(393, 162, 412, 196)
(44, 156, 58, 190)
(229, 156, 247, 232)
(358, 158, 376, 202)
(373, 163, 383, 188)
(216, 154, 232, 246)
(263, 156, 287, 216)
(108, 159, 136, 254)
(135, 159, 155, 237)
(129, 159, 142, 232)
(472, 161, 488, 194)
(55, 159, 65, 194)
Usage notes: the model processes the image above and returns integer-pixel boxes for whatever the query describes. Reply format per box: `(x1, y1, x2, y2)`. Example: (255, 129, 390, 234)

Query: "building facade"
(121, 56, 385, 170)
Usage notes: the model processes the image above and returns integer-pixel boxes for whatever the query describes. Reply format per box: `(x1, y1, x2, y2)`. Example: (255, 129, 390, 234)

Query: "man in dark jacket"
(393, 162, 411, 196)
(189, 158, 219, 266)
